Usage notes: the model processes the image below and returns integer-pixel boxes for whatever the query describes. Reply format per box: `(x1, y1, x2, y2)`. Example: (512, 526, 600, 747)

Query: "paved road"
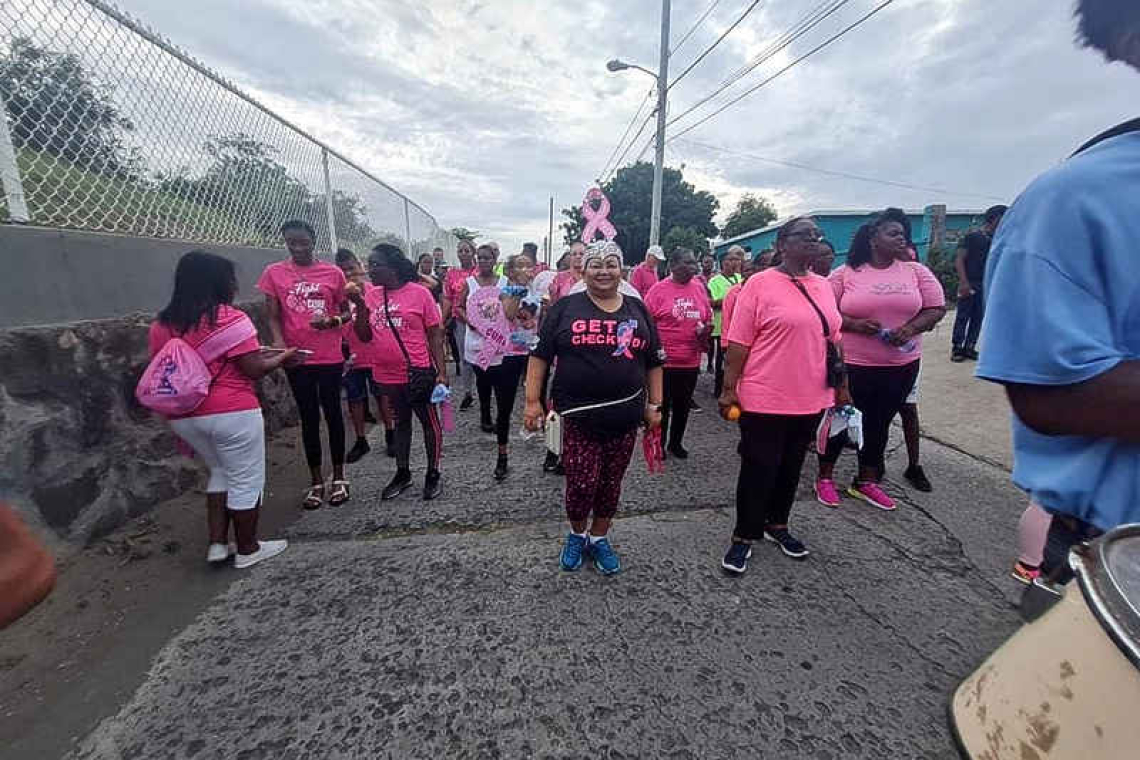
(66, 330, 1027, 760)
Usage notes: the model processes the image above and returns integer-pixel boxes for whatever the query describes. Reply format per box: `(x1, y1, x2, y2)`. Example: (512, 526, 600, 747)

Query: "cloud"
(95, 0, 1140, 253)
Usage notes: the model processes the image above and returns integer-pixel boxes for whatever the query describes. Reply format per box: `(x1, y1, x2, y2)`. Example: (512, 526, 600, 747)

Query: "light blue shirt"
(977, 131, 1140, 531)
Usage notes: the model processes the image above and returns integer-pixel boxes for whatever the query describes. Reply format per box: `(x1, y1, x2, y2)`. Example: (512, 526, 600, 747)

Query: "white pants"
(169, 409, 265, 510)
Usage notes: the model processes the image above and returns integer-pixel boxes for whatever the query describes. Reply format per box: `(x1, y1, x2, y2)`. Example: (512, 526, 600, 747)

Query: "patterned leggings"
(561, 419, 638, 522)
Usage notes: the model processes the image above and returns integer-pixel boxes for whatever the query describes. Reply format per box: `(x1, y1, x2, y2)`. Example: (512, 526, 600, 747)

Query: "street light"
(607, 0, 670, 247)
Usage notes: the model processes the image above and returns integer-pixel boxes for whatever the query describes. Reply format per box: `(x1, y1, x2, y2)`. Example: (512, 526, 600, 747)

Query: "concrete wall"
(0, 302, 297, 553)
(0, 225, 292, 328)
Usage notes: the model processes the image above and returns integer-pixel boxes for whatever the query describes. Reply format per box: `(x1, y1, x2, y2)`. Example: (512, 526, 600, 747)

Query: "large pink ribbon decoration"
(467, 285, 512, 369)
(581, 187, 617, 243)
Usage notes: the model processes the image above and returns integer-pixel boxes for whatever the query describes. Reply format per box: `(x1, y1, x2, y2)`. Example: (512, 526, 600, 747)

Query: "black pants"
(820, 361, 920, 475)
(952, 286, 985, 350)
(661, 367, 700, 449)
(487, 355, 528, 446)
(472, 365, 495, 423)
(377, 382, 442, 471)
(446, 321, 462, 374)
(734, 412, 822, 540)
(713, 341, 727, 398)
(286, 364, 346, 470)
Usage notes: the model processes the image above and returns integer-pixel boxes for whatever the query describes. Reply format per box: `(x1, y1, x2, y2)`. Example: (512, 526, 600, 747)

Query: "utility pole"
(649, 0, 671, 247)
(548, 196, 554, 265)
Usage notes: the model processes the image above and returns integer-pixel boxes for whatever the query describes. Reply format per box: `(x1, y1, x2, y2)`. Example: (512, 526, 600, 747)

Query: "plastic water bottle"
(877, 328, 916, 353)
(431, 383, 455, 433)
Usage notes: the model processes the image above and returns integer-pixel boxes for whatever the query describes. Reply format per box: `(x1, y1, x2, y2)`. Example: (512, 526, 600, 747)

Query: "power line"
(598, 88, 654, 180)
(677, 138, 1007, 201)
(670, 0, 853, 127)
(671, 0, 722, 58)
(605, 110, 657, 181)
(669, 0, 765, 90)
(669, 0, 899, 141)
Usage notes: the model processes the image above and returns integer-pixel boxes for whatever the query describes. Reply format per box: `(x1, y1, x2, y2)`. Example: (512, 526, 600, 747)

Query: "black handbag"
(382, 290, 437, 405)
(789, 276, 846, 388)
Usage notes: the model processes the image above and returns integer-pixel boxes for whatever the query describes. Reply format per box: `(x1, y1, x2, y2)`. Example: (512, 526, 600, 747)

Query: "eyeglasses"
(787, 230, 826, 243)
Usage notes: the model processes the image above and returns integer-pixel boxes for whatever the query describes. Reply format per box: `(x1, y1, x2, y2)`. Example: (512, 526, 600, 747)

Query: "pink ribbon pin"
(581, 187, 617, 243)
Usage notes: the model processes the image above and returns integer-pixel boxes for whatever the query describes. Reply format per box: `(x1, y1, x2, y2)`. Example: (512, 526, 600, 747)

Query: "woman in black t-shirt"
(524, 241, 664, 576)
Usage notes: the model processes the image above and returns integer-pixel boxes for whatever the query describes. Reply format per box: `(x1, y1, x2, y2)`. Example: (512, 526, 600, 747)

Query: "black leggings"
(734, 411, 822, 540)
(713, 341, 727, 398)
(486, 355, 528, 446)
(286, 364, 346, 470)
(662, 367, 700, 449)
(473, 365, 495, 422)
(379, 383, 442, 471)
(820, 360, 920, 475)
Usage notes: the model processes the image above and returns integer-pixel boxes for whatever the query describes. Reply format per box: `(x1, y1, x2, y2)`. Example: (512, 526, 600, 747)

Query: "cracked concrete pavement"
(55, 329, 1029, 759)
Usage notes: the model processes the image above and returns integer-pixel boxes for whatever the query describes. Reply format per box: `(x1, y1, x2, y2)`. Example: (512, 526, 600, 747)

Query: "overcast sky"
(114, 0, 1137, 255)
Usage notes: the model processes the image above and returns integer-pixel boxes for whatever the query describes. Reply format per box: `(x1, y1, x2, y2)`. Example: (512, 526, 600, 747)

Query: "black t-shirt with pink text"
(533, 292, 665, 433)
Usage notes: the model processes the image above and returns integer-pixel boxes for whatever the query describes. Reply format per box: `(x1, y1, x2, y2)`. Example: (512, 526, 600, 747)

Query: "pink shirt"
(629, 262, 659, 296)
(830, 260, 945, 367)
(720, 282, 743, 349)
(257, 260, 347, 365)
(548, 271, 582, 304)
(726, 269, 841, 415)
(362, 282, 441, 385)
(644, 277, 713, 369)
(444, 266, 473, 310)
(148, 305, 262, 418)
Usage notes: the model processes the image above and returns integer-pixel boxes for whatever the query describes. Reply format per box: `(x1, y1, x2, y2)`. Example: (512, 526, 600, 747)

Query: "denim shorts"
(342, 367, 372, 403)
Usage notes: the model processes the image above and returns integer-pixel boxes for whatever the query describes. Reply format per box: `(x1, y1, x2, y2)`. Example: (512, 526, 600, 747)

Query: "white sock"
(571, 530, 587, 539)
(588, 533, 606, 544)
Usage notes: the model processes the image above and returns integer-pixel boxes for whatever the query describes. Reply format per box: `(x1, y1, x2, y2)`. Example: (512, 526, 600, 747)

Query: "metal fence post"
(0, 90, 30, 223)
(403, 198, 413, 255)
(320, 148, 338, 253)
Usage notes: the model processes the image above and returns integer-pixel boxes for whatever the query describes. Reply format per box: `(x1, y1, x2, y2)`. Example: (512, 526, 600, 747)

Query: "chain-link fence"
(0, 0, 458, 262)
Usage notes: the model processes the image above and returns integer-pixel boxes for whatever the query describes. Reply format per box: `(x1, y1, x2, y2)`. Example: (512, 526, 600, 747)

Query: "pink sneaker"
(815, 479, 841, 507)
(848, 482, 896, 511)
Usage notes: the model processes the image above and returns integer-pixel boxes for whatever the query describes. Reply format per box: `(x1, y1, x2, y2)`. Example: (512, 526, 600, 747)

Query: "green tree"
(720, 193, 777, 239)
(450, 227, 479, 242)
(562, 161, 719, 264)
(0, 37, 139, 176)
(662, 225, 710, 256)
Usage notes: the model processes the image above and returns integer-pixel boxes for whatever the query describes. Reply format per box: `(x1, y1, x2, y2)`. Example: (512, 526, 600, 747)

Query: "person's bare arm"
(236, 348, 297, 379)
(523, 356, 550, 431)
(955, 245, 973, 299)
(718, 342, 749, 415)
(440, 286, 454, 324)
(350, 292, 372, 342)
(1005, 361, 1140, 443)
(454, 282, 470, 325)
(427, 324, 448, 385)
(264, 295, 285, 347)
(895, 307, 947, 342)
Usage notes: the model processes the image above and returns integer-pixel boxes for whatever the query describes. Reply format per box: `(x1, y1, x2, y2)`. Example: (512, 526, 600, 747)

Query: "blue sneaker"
(560, 533, 588, 571)
(588, 537, 621, 575)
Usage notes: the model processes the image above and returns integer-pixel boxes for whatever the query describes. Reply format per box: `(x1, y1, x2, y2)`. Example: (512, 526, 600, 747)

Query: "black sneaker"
(721, 542, 752, 575)
(345, 437, 371, 464)
(422, 469, 442, 501)
(481, 419, 495, 434)
(964, 348, 979, 361)
(493, 455, 509, 481)
(382, 469, 413, 500)
(689, 400, 703, 413)
(904, 464, 933, 492)
(459, 394, 474, 411)
(764, 528, 809, 559)
(384, 429, 396, 458)
(667, 443, 689, 460)
(951, 347, 967, 363)
(542, 451, 560, 473)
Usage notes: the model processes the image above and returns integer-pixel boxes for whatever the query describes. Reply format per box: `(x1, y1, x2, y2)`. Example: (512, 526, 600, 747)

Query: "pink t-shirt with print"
(644, 277, 712, 369)
(362, 282, 441, 385)
(147, 304, 262, 419)
(547, 271, 581, 304)
(720, 282, 743, 349)
(257, 259, 347, 365)
(726, 268, 841, 415)
(830, 260, 945, 367)
(443, 266, 474, 310)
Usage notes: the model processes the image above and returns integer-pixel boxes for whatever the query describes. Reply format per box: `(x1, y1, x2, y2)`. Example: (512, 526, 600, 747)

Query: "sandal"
(328, 480, 351, 507)
(302, 484, 325, 510)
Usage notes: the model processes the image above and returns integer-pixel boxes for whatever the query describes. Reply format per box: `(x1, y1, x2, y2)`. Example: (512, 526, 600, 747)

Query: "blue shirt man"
(977, 128, 1140, 533)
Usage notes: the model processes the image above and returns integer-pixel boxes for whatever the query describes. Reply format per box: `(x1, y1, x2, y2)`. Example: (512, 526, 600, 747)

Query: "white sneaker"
(206, 543, 236, 563)
(233, 539, 288, 569)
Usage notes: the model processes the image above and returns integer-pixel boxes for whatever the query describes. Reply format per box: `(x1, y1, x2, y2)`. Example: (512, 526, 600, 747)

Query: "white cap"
(646, 245, 663, 260)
